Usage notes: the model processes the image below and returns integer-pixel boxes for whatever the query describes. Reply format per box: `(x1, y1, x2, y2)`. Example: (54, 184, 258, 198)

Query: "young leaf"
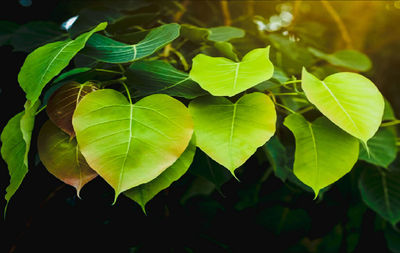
(82, 23, 180, 63)
(189, 47, 273, 97)
(37, 121, 97, 197)
(18, 22, 107, 105)
(46, 81, 98, 137)
(124, 138, 196, 212)
(301, 68, 384, 145)
(1, 100, 40, 212)
(359, 128, 397, 168)
(359, 166, 400, 225)
(72, 90, 193, 201)
(126, 60, 207, 99)
(188, 92, 276, 175)
(208, 26, 245, 42)
(284, 114, 359, 197)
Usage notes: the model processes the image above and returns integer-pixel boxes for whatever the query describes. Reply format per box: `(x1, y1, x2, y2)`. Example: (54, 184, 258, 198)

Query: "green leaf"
(46, 81, 98, 137)
(189, 47, 274, 96)
(72, 89, 193, 201)
(18, 22, 107, 105)
(126, 60, 207, 99)
(37, 121, 97, 197)
(263, 136, 290, 182)
(124, 138, 196, 212)
(359, 128, 397, 168)
(1, 100, 40, 212)
(53, 67, 92, 84)
(284, 114, 359, 197)
(180, 24, 211, 43)
(82, 23, 180, 63)
(385, 226, 400, 253)
(213, 41, 239, 61)
(188, 92, 276, 175)
(208, 26, 245, 42)
(383, 98, 397, 121)
(359, 166, 400, 225)
(0, 21, 19, 46)
(308, 47, 372, 72)
(301, 68, 384, 145)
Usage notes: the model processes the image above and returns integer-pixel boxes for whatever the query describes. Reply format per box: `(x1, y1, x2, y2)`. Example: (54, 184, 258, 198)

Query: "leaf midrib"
(307, 122, 319, 190)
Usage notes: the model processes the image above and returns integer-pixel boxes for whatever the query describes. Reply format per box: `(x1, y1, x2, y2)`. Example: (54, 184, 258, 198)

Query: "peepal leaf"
(359, 128, 397, 168)
(124, 138, 196, 212)
(208, 26, 245, 42)
(301, 68, 384, 145)
(1, 100, 40, 211)
(126, 60, 206, 99)
(82, 23, 180, 63)
(359, 166, 400, 225)
(72, 90, 193, 201)
(47, 81, 98, 137)
(189, 92, 276, 175)
(189, 47, 274, 96)
(284, 114, 359, 197)
(38, 121, 97, 196)
(18, 22, 107, 105)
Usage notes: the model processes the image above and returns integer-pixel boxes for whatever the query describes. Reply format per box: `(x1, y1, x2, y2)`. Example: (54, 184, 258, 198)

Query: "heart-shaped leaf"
(46, 81, 98, 137)
(188, 92, 276, 175)
(124, 138, 196, 212)
(126, 60, 207, 99)
(18, 22, 106, 105)
(189, 47, 274, 97)
(38, 121, 97, 197)
(208, 26, 245, 42)
(72, 89, 193, 201)
(301, 68, 384, 145)
(359, 166, 400, 225)
(284, 114, 359, 197)
(82, 23, 180, 63)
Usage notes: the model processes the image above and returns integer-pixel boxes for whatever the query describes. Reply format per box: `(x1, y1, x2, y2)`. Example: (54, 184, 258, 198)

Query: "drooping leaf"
(37, 121, 97, 196)
(308, 47, 372, 72)
(189, 47, 274, 96)
(284, 114, 359, 197)
(208, 26, 245, 42)
(213, 41, 239, 61)
(263, 136, 290, 182)
(189, 92, 276, 175)
(46, 81, 98, 137)
(82, 23, 180, 63)
(180, 24, 211, 43)
(124, 138, 196, 212)
(359, 166, 400, 225)
(359, 128, 397, 168)
(0, 21, 19, 46)
(301, 68, 384, 145)
(126, 60, 206, 99)
(1, 100, 40, 212)
(18, 22, 107, 106)
(11, 21, 67, 52)
(72, 89, 193, 201)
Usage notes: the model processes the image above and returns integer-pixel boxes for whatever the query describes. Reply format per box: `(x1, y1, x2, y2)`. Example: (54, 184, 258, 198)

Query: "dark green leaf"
(53, 67, 92, 83)
(0, 21, 19, 46)
(263, 136, 290, 182)
(180, 24, 210, 43)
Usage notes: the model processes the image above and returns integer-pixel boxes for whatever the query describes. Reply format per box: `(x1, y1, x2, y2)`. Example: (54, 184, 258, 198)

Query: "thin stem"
(95, 68, 123, 75)
(121, 81, 132, 104)
(381, 120, 400, 127)
(99, 76, 127, 87)
(260, 167, 273, 183)
(282, 80, 302, 85)
(297, 105, 314, 114)
(272, 92, 302, 96)
(170, 47, 189, 71)
(35, 105, 47, 115)
(118, 64, 126, 74)
(275, 102, 296, 114)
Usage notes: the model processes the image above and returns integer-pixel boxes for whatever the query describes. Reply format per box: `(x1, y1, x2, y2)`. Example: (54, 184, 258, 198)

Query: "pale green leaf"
(284, 114, 359, 197)
(124, 138, 196, 212)
(189, 92, 276, 175)
(18, 22, 107, 105)
(72, 89, 193, 201)
(189, 47, 274, 96)
(359, 128, 397, 168)
(208, 26, 245, 42)
(38, 121, 97, 197)
(82, 23, 180, 63)
(301, 68, 384, 145)
(126, 60, 207, 99)
(359, 166, 400, 225)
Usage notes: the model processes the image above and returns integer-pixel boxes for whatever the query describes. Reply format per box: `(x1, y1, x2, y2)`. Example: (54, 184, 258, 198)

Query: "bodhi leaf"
(1, 100, 40, 212)
(189, 92, 276, 175)
(38, 121, 97, 197)
(82, 23, 180, 63)
(301, 68, 384, 145)
(208, 26, 245, 42)
(359, 128, 397, 168)
(189, 47, 274, 97)
(47, 81, 98, 137)
(124, 138, 196, 212)
(18, 22, 107, 106)
(359, 166, 400, 225)
(72, 89, 193, 202)
(284, 114, 359, 197)
(126, 60, 207, 99)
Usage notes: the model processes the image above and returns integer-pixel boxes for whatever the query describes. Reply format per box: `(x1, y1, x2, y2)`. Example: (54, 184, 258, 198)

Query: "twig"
(220, 0, 231, 26)
(381, 120, 400, 127)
